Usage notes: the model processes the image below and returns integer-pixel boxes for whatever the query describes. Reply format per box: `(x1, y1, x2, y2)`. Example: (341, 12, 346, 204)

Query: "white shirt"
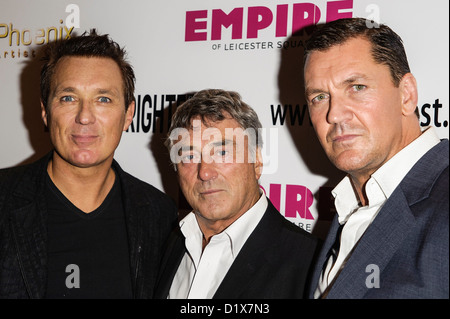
(168, 194, 268, 299)
(315, 127, 440, 298)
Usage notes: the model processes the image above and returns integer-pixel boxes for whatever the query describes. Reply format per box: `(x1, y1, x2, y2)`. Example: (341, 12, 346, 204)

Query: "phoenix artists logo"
(0, 4, 80, 60)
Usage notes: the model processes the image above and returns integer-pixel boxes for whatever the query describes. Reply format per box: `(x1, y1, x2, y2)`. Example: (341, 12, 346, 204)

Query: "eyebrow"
(305, 87, 326, 98)
(178, 145, 195, 155)
(177, 139, 235, 154)
(96, 88, 120, 96)
(305, 74, 370, 97)
(53, 86, 120, 96)
(341, 74, 369, 85)
(209, 139, 234, 148)
(54, 87, 76, 94)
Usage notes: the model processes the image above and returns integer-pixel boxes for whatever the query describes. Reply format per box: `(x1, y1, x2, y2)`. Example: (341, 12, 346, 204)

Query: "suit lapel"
(154, 229, 186, 298)
(117, 163, 142, 297)
(10, 170, 47, 298)
(326, 190, 415, 298)
(116, 160, 173, 298)
(212, 237, 265, 299)
(213, 202, 282, 299)
(308, 214, 341, 298)
(155, 204, 279, 299)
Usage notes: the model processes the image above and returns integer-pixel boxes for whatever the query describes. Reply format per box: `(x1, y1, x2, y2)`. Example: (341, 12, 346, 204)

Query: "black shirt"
(45, 172, 133, 299)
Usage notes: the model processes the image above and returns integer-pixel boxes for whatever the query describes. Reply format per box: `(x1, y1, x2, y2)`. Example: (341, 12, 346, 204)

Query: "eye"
(181, 152, 200, 163)
(216, 149, 228, 157)
(60, 96, 75, 102)
(98, 96, 111, 103)
(311, 93, 329, 104)
(210, 144, 234, 163)
(352, 84, 366, 92)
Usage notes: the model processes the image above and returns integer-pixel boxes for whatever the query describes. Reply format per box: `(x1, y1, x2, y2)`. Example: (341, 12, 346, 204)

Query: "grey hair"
(165, 89, 263, 166)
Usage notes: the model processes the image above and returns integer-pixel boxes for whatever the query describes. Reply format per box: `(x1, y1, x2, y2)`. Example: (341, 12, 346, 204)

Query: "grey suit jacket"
(308, 139, 449, 299)
(155, 199, 319, 299)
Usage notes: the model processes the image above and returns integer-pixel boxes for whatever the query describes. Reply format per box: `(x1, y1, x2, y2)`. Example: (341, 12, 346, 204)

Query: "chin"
(69, 152, 104, 168)
(196, 205, 225, 221)
(332, 153, 367, 174)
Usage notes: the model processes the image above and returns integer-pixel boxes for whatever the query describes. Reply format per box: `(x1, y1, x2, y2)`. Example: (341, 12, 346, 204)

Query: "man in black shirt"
(45, 171, 133, 298)
(0, 30, 177, 298)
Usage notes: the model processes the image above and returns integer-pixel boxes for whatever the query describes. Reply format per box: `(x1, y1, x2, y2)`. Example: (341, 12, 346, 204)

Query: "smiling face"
(175, 115, 263, 236)
(304, 36, 419, 186)
(41, 56, 135, 170)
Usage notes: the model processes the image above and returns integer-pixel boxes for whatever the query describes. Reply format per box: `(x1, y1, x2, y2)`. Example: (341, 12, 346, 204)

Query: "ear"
(123, 100, 135, 131)
(254, 146, 263, 180)
(40, 100, 48, 127)
(399, 73, 418, 116)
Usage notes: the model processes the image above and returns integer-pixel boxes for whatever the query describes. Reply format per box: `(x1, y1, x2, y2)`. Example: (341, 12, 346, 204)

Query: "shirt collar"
(179, 213, 204, 266)
(179, 194, 268, 260)
(225, 193, 268, 258)
(332, 176, 359, 224)
(332, 126, 440, 224)
(371, 126, 440, 198)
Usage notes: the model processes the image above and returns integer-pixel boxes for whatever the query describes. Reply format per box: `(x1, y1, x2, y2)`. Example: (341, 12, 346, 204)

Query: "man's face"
(304, 37, 409, 180)
(175, 115, 263, 230)
(42, 56, 134, 169)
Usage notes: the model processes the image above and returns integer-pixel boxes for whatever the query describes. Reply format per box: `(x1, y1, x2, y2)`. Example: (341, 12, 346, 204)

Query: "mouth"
(200, 189, 223, 196)
(330, 133, 361, 144)
(71, 134, 98, 145)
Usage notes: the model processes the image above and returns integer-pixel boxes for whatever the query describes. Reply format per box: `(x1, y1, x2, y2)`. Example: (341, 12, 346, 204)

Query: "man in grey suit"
(303, 18, 448, 298)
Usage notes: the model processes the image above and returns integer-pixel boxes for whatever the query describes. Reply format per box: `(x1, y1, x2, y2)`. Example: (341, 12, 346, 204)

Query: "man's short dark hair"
(304, 18, 410, 87)
(40, 29, 135, 111)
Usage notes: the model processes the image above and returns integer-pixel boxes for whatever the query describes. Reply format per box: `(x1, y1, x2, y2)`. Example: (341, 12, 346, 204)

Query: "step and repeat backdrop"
(1, 0, 448, 238)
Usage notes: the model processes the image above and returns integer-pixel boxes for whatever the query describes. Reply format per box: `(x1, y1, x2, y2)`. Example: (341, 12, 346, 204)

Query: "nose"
(326, 95, 353, 125)
(75, 101, 96, 125)
(198, 158, 218, 182)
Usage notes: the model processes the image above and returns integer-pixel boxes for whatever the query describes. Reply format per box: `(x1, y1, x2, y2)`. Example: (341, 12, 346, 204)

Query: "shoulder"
(401, 139, 448, 206)
(112, 160, 178, 214)
(0, 163, 29, 182)
(0, 165, 26, 214)
(409, 139, 448, 209)
(251, 200, 320, 279)
(0, 154, 49, 192)
(120, 169, 174, 202)
(264, 200, 318, 250)
(402, 143, 448, 253)
(414, 163, 448, 231)
(0, 156, 50, 226)
(429, 164, 449, 205)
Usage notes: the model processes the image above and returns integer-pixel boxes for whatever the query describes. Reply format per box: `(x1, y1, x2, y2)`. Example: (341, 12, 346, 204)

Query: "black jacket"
(155, 199, 319, 299)
(0, 152, 178, 299)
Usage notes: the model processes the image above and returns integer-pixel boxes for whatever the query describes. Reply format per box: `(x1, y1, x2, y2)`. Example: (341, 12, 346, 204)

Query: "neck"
(349, 176, 369, 206)
(47, 153, 116, 213)
(197, 217, 232, 250)
(350, 124, 423, 207)
(197, 191, 261, 250)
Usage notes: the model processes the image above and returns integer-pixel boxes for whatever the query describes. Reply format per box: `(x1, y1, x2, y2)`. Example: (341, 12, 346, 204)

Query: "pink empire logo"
(185, 0, 353, 41)
(261, 184, 315, 220)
